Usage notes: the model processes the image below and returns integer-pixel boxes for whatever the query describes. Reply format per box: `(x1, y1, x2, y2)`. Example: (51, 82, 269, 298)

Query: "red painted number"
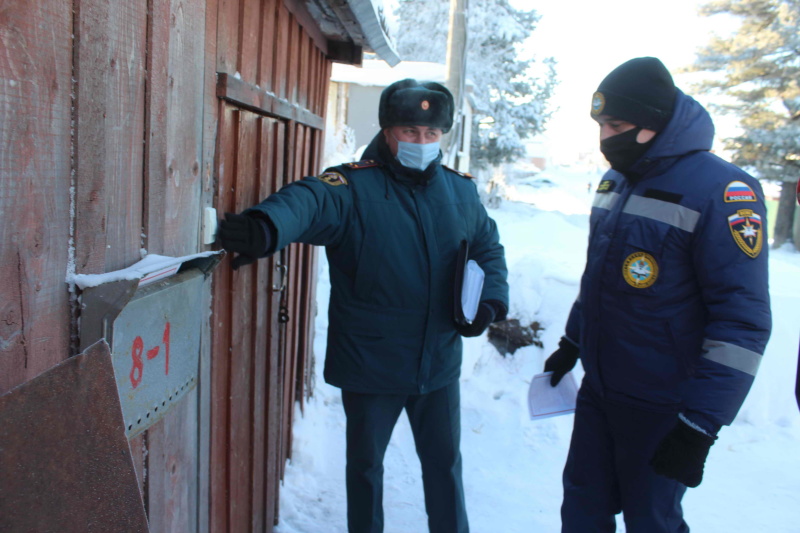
(130, 336, 144, 388)
(129, 321, 171, 388)
(163, 321, 170, 375)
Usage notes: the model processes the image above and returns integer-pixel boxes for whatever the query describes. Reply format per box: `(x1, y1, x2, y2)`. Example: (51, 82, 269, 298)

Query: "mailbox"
(77, 253, 221, 438)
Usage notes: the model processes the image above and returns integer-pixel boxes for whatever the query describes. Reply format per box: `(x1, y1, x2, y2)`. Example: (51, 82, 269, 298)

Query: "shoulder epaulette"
(343, 160, 381, 170)
(442, 165, 475, 179)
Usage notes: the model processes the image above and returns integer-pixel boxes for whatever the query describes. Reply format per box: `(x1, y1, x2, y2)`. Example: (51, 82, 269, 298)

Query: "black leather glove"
(457, 300, 502, 337)
(218, 212, 270, 270)
(543, 337, 579, 386)
(650, 419, 717, 488)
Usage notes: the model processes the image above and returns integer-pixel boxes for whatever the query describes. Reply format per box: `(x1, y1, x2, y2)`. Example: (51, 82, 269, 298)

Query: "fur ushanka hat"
(379, 79, 455, 133)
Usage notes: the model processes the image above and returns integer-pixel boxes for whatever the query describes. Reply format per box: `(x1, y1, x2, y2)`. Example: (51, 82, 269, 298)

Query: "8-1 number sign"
(129, 322, 171, 388)
(111, 269, 203, 438)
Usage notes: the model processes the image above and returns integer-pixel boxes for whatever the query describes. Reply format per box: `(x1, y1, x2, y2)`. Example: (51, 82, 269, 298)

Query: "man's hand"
(218, 212, 270, 270)
(457, 301, 502, 337)
(650, 419, 717, 488)
(543, 338, 579, 386)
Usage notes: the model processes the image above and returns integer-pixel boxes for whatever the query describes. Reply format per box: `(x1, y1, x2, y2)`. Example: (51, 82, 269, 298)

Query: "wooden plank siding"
(0, 0, 73, 394)
(198, 1, 221, 532)
(144, 1, 208, 531)
(263, 118, 288, 530)
(249, 118, 273, 533)
(229, 109, 258, 532)
(210, 104, 238, 533)
(161, 0, 206, 254)
(210, 0, 329, 530)
(2, 0, 336, 530)
(73, 0, 147, 275)
(71, 2, 148, 513)
(210, 114, 320, 532)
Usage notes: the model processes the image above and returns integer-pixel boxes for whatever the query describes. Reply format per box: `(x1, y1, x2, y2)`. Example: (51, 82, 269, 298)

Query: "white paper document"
(528, 371, 578, 420)
(460, 260, 485, 323)
(68, 251, 223, 290)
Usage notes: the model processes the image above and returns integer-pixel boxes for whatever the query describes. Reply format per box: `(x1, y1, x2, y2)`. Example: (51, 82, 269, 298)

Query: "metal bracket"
(180, 251, 224, 278)
(79, 279, 140, 353)
(272, 263, 288, 292)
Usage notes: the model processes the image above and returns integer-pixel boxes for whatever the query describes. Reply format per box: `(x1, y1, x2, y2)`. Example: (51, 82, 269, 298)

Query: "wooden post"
(443, 0, 468, 167)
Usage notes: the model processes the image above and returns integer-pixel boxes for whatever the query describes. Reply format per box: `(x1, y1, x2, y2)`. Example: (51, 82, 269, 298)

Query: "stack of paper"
(460, 260, 485, 323)
(528, 371, 578, 420)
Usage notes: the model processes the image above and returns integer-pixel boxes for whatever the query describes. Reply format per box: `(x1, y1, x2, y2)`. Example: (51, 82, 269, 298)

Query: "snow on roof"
(331, 59, 447, 87)
(350, 0, 400, 66)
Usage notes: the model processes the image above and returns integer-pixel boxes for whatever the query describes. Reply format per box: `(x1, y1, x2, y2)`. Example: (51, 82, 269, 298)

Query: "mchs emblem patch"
(622, 251, 659, 289)
(728, 209, 763, 258)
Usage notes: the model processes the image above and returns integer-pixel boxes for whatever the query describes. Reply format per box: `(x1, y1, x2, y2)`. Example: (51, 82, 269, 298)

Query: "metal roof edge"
(345, 0, 401, 67)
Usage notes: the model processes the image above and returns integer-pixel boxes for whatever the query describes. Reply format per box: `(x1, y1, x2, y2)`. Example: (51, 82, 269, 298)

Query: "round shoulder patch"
(622, 251, 659, 288)
(316, 171, 348, 187)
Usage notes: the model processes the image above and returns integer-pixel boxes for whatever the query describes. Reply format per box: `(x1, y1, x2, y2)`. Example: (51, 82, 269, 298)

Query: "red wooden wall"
(212, 0, 329, 528)
(0, 0, 73, 399)
(0, 0, 333, 531)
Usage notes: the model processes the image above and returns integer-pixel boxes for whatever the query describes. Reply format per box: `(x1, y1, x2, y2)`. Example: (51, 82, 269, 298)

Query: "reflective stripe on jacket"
(566, 90, 771, 431)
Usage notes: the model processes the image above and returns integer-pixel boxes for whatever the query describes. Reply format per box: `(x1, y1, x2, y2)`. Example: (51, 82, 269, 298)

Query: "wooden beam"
(327, 40, 362, 66)
(282, 0, 328, 56)
(216, 73, 324, 130)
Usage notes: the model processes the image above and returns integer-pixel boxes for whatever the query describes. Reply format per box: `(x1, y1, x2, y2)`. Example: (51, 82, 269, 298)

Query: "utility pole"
(444, 0, 468, 169)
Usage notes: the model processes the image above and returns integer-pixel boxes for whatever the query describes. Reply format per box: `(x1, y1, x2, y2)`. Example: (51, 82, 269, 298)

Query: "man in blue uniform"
(218, 79, 509, 533)
(544, 57, 771, 532)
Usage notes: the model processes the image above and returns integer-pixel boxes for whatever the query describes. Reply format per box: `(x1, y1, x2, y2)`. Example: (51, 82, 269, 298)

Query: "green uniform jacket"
(247, 153, 509, 394)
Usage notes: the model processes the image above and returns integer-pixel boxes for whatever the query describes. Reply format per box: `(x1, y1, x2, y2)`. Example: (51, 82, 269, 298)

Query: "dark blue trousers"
(562, 385, 689, 533)
(341, 381, 468, 533)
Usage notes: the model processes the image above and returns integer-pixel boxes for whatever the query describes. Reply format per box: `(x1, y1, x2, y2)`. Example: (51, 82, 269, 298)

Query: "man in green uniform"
(218, 79, 509, 533)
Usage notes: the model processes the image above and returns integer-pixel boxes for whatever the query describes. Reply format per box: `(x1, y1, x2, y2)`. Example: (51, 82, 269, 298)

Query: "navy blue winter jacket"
(248, 134, 509, 394)
(565, 90, 772, 433)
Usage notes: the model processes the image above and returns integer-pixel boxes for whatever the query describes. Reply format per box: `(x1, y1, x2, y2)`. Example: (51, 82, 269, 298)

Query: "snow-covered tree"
(394, 0, 556, 170)
(689, 0, 800, 248)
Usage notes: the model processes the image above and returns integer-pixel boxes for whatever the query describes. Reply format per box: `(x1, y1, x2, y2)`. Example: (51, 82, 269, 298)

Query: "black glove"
(650, 419, 717, 488)
(457, 301, 502, 337)
(218, 212, 270, 270)
(543, 337, 579, 386)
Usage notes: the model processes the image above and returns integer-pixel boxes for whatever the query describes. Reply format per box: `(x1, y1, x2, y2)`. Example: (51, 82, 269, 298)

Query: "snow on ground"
(275, 166, 800, 533)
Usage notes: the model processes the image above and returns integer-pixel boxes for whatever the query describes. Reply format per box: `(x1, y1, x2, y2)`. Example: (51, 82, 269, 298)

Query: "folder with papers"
(454, 240, 485, 326)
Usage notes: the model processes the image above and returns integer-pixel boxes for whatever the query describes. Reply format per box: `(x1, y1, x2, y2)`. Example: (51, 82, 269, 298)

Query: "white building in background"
(325, 59, 473, 173)
(524, 137, 548, 173)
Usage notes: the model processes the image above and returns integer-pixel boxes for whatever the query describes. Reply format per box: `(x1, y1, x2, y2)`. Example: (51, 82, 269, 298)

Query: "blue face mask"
(395, 140, 440, 171)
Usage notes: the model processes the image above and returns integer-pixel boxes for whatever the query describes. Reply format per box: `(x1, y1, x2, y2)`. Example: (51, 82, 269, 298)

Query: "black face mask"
(600, 127, 654, 173)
